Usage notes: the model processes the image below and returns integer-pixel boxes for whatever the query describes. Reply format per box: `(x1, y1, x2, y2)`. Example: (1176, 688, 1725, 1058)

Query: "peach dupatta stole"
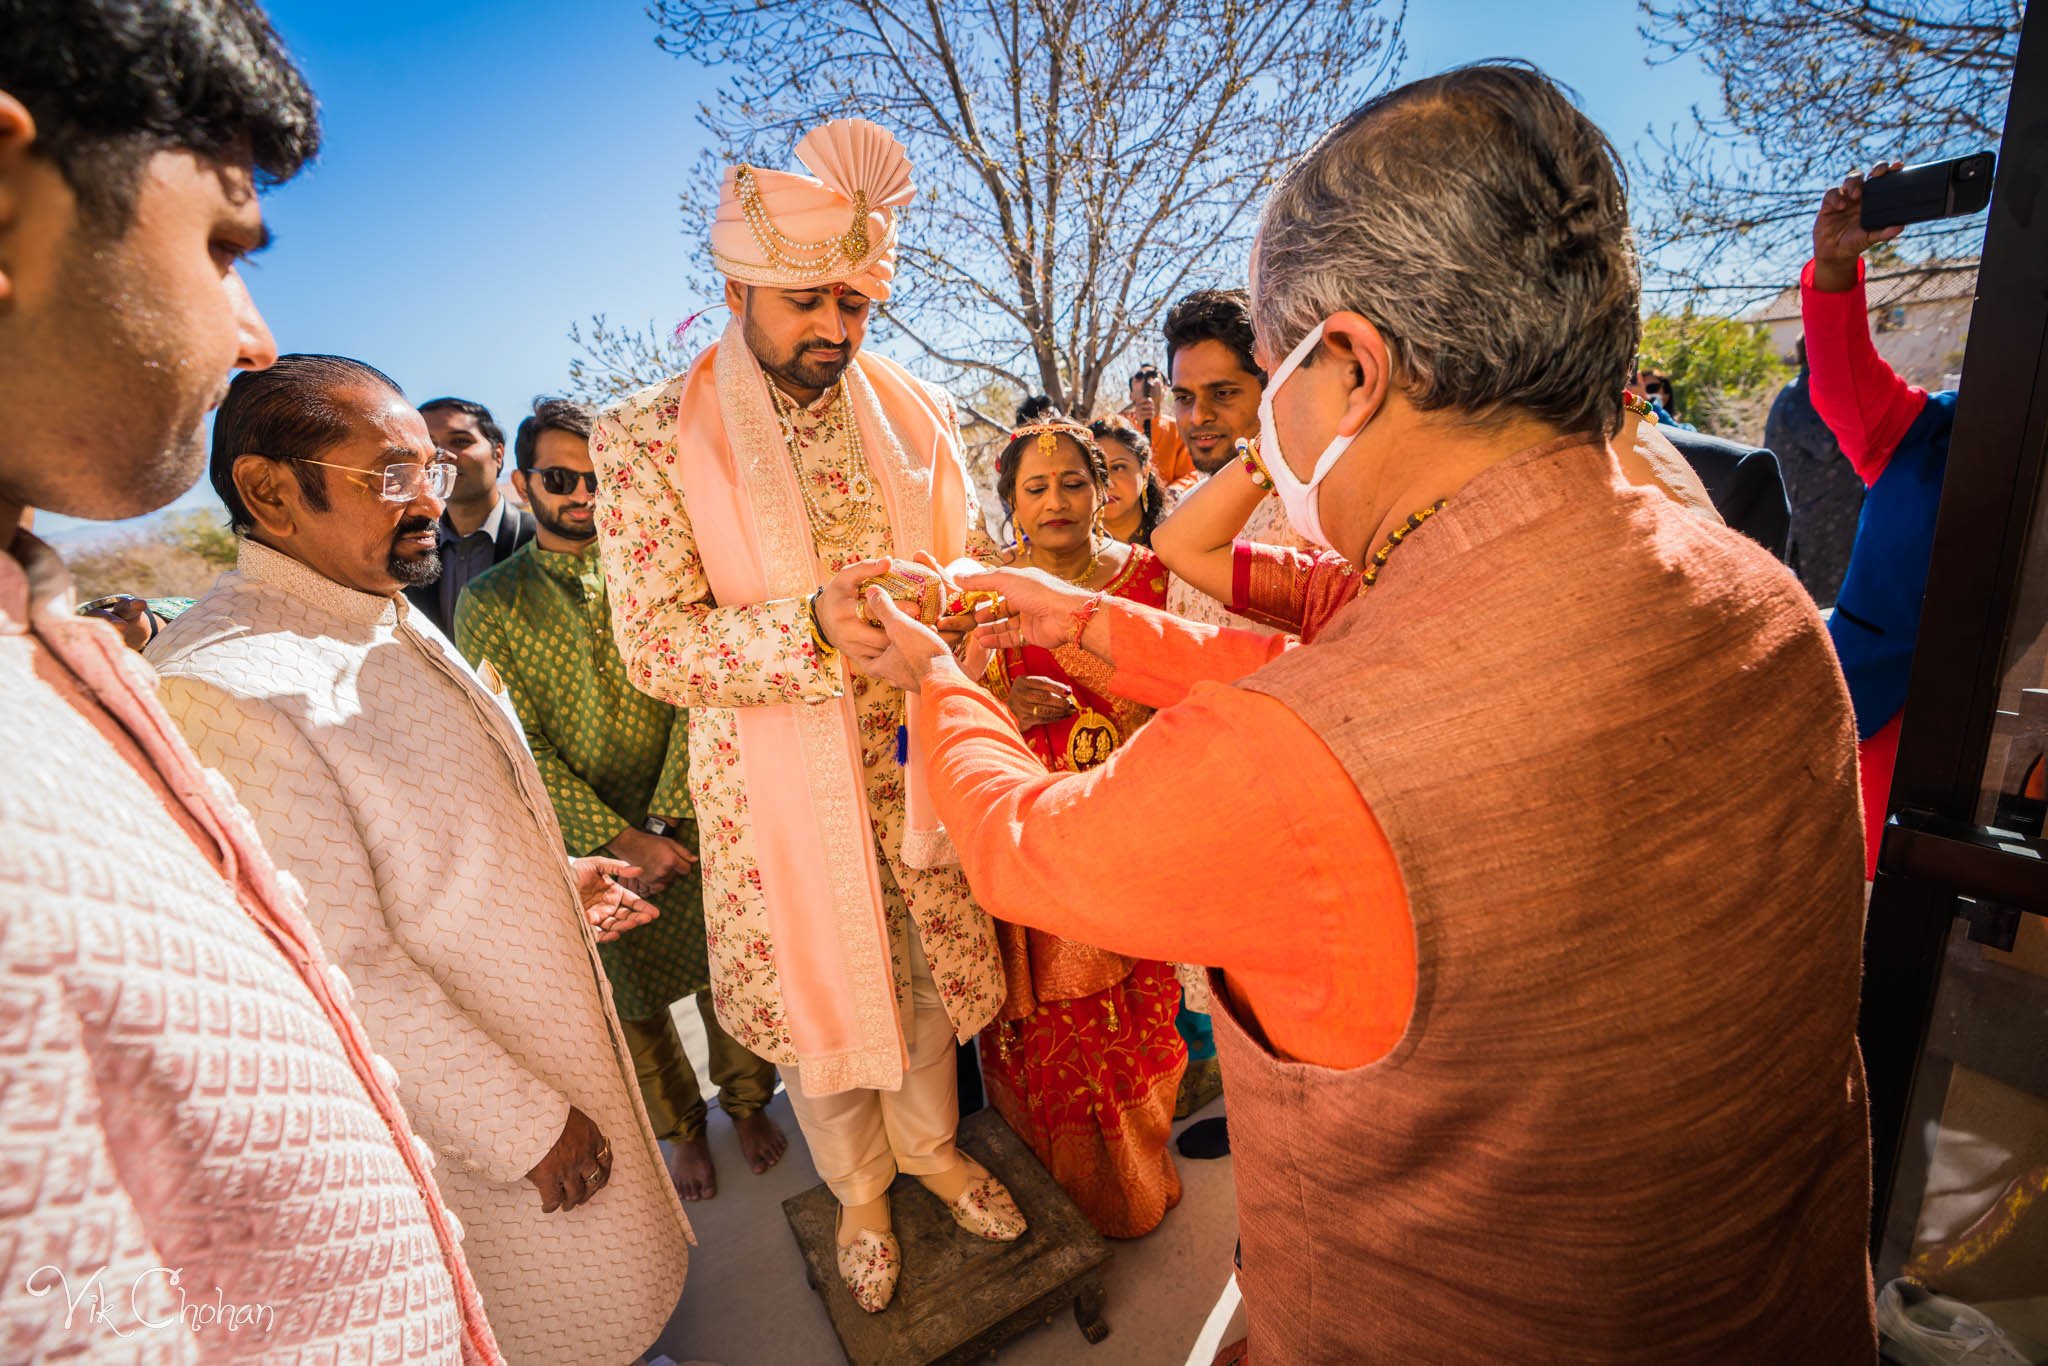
(674, 320, 969, 1095)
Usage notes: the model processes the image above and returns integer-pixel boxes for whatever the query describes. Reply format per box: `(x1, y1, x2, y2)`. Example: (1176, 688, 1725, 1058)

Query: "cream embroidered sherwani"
(593, 369, 1005, 1203)
(145, 540, 689, 1365)
(591, 377, 1004, 1066)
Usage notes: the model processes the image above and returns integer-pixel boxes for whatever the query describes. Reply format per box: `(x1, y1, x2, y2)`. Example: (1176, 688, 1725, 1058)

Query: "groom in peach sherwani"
(591, 118, 1022, 1314)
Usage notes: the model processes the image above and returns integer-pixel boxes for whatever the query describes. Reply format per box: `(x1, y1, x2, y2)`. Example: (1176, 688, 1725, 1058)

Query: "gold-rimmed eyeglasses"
(286, 456, 459, 504)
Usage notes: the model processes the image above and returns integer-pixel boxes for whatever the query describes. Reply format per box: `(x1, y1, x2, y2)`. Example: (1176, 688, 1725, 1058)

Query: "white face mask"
(1253, 319, 1358, 553)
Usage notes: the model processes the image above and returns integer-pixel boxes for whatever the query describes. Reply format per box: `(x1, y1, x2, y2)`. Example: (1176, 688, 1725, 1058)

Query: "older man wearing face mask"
(856, 62, 1876, 1363)
(144, 354, 692, 1364)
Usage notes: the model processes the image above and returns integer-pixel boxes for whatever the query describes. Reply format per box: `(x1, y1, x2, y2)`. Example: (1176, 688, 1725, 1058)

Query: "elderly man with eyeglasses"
(144, 353, 695, 1364)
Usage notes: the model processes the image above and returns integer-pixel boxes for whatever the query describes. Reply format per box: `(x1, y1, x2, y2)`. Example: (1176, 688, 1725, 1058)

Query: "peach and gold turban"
(710, 119, 917, 302)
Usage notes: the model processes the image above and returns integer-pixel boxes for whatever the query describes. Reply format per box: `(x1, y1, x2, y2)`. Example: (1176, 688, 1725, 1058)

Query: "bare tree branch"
(605, 0, 1406, 415)
(565, 315, 699, 406)
(1632, 0, 2019, 296)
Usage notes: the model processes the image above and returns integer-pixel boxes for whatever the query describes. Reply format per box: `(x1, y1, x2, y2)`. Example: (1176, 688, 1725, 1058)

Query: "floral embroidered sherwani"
(591, 374, 1004, 1067)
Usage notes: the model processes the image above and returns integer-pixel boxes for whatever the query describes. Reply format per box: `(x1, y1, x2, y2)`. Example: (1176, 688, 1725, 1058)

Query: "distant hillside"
(58, 506, 237, 603)
(31, 488, 229, 549)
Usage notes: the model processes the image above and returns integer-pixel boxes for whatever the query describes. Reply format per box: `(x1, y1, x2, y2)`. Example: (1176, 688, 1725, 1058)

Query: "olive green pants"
(618, 991, 779, 1143)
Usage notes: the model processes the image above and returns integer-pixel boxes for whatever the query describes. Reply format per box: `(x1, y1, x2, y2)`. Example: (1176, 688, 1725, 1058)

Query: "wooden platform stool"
(782, 1107, 1113, 1365)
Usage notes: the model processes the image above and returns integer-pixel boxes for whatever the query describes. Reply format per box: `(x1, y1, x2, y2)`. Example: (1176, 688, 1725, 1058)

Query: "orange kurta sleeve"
(1103, 596, 1297, 709)
(920, 668, 1414, 1069)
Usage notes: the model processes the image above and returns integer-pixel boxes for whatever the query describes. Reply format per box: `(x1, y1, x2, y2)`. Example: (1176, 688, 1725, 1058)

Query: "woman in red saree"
(976, 410, 1187, 1238)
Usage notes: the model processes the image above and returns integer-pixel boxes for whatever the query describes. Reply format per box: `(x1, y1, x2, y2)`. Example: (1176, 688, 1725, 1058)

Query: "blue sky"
(39, 0, 1721, 541)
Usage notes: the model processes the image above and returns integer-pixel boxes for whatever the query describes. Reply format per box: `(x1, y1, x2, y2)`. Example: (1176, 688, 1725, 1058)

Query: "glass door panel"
(1861, 7, 2048, 1363)
(1876, 916, 2048, 1361)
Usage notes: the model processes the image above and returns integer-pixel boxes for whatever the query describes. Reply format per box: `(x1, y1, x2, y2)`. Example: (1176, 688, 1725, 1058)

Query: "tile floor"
(648, 1002, 1239, 1366)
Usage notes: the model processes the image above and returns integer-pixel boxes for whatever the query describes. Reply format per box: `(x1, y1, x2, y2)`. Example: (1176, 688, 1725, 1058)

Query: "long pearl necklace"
(770, 378, 878, 556)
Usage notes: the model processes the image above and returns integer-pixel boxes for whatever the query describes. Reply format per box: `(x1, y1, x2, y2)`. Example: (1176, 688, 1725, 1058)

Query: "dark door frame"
(1860, 0, 2048, 1249)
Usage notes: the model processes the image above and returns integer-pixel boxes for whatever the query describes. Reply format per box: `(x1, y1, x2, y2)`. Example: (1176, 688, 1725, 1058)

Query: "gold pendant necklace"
(1020, 536, 1102, 586)
(772, 378, 878, 556)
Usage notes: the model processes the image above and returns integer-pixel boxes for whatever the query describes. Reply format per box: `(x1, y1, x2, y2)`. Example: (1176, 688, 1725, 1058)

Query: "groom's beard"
(764, 338, 854, 393)
(744, 319, 856, 394)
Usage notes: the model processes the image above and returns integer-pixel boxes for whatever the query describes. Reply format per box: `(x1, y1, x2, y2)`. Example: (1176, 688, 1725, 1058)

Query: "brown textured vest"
(1215, 437, 1876, 1364)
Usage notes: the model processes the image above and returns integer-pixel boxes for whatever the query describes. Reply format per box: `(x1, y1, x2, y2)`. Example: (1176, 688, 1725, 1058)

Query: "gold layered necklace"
(770, 378, 880, 556)
(1018, 535, 1102, 585)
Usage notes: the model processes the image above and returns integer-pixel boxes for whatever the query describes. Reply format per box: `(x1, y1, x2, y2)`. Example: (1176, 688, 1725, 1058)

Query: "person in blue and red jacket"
(1804, 161, 1960, 877)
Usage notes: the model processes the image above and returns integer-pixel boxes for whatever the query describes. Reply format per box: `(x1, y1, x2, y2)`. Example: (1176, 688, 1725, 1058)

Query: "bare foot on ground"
(667, 1132, 717, 1201)
(733, 1109, 789, 1174)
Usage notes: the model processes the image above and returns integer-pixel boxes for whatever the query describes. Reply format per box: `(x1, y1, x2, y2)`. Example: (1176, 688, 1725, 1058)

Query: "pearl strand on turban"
(711, 119, 917, 301)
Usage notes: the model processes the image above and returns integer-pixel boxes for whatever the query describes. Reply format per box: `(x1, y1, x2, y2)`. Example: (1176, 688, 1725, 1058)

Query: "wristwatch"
(643, 816, 674, 838)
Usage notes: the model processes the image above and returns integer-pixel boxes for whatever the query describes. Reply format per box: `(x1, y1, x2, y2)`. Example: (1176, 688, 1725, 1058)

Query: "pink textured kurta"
(0, 531, 496, 1363)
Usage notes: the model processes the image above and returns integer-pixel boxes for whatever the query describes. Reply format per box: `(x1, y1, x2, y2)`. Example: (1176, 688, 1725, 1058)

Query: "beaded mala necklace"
(1359, 500, 1448, 590)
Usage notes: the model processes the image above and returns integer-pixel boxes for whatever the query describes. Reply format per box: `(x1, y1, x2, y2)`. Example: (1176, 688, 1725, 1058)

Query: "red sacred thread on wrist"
(1065, 593, 1105, 648)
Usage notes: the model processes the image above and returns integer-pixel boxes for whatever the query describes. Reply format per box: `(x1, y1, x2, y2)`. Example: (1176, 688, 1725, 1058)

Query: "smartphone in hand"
(1860, 152, 1996, 231)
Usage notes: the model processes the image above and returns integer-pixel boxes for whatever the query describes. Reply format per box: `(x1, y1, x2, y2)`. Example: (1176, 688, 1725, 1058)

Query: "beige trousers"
(780, 931, 960, 1205)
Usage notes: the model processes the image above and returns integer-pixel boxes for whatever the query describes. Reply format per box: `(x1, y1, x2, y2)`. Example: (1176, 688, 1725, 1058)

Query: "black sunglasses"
(533, 467, 598, 496)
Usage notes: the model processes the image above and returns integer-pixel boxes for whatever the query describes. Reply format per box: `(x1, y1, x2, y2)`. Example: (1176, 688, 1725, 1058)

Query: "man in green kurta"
(455, 397, 785, 1200)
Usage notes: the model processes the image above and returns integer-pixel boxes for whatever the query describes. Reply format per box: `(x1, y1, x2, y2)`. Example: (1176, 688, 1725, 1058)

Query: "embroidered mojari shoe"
(835, 1212, 900, 1314)
(944, 1171, 1027, 1242)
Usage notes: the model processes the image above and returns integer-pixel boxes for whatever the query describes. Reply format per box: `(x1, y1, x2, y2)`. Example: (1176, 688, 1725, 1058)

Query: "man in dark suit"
(406, 396, 534, 637)
(1664, 425, 1793, 564)
(1766, 339, 1864, 606)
